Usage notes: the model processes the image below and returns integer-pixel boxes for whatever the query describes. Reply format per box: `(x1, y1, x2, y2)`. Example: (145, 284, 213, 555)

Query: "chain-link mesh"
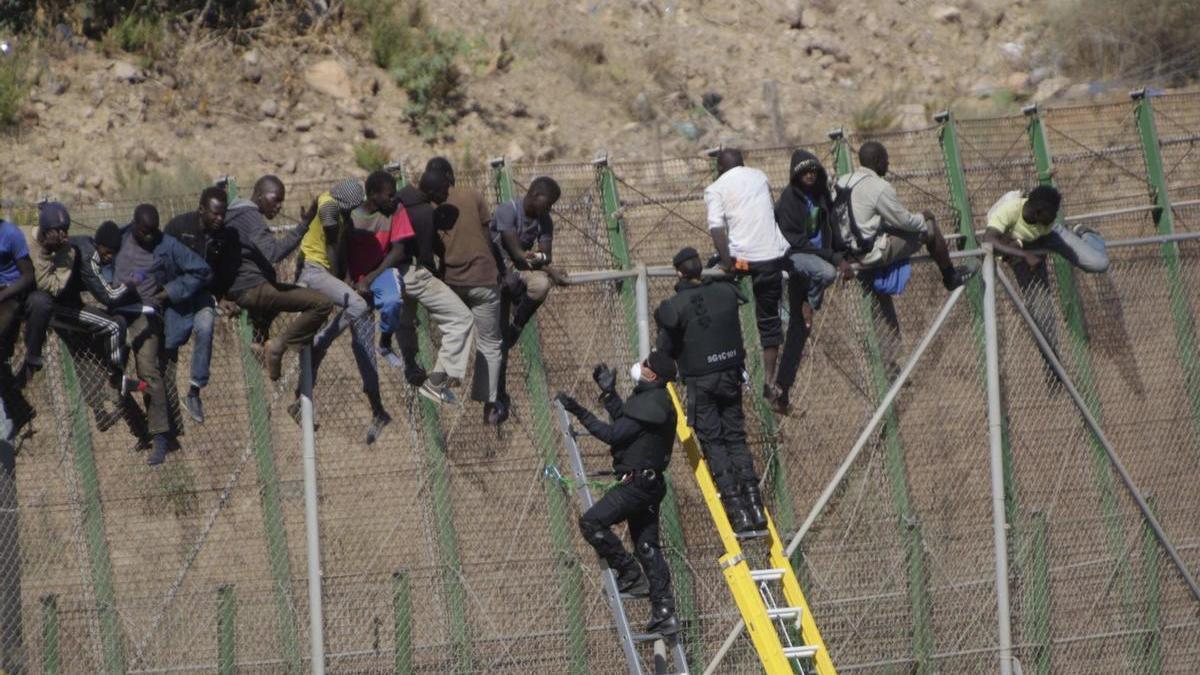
(1, 94, 1199, 674)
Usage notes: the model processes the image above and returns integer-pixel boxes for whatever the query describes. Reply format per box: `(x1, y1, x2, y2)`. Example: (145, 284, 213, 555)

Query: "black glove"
(592, 363, 616, 395)
(555, 392, 584, 415)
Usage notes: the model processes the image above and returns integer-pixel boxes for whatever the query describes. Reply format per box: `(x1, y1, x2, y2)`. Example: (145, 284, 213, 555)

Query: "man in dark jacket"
(769, 150, 843, 414)
(394, 170, 473, 405)
(655, 246, 767, 537)
(556, 350, 681, 637)
(225, 175, 333, 381)
(164, 186, 237, 423)
(115, 204, 212, 465)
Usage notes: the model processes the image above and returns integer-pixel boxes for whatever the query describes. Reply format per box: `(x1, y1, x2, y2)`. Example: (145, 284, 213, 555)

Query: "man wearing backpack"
(834, 141, 973, 292)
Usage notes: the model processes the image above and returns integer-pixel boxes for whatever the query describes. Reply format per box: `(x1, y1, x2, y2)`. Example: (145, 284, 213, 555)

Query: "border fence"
(2, 90, 1200, 673)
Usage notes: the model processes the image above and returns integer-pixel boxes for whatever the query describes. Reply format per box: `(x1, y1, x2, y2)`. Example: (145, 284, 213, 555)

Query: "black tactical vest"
(659, 279, 745, 377)
(613, 384, 676, 473)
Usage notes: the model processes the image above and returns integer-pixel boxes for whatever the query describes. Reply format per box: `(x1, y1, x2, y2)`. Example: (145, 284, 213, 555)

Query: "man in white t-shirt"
(704, 148, 790, 392)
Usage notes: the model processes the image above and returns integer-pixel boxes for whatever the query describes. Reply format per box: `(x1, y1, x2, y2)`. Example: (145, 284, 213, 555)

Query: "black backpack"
(831, 180, 874, 255)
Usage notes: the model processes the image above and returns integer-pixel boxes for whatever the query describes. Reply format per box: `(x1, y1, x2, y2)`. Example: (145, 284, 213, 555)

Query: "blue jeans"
(1036, 224, 1109, 273)
(303, 263, 381, 401)
(786, 251, 837, 310)
(370, 269, 404, 336)
(188, 305, 216, 388)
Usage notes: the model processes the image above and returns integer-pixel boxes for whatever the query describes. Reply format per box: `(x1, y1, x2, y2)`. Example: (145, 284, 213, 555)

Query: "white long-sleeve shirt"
(704, 166, 788, 263)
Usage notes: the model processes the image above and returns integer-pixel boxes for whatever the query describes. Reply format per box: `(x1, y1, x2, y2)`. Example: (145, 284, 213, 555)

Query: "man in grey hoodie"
(224, 175, 333, 381)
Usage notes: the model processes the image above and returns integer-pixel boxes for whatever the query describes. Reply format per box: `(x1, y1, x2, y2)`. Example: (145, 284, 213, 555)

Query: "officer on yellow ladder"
(655, 246, 769, 537)
(556, 350, 680, 636)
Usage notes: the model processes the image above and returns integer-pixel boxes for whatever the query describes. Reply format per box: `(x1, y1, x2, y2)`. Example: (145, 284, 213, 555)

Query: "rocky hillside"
(0, 0, 1132, 205)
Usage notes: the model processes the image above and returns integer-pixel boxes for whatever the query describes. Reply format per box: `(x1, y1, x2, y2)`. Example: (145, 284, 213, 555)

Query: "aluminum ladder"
(667, 383, 836, 675)
(553, 402, 690, 675)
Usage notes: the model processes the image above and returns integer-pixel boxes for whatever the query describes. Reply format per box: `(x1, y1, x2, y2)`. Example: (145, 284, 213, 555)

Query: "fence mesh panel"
(1, 93, 1199, 674)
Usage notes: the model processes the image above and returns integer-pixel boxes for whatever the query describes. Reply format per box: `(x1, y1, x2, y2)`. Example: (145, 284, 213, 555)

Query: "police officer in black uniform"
(655, 246, 768, 537)
(556, 350, 680, 636)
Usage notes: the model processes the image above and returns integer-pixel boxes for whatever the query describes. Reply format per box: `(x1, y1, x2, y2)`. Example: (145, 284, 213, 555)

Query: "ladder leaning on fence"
(553, 401, 690, 675)
(666, 384, 836, 675)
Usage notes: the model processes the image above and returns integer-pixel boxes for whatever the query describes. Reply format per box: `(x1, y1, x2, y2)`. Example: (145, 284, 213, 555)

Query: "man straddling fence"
(425, 157, 507, 425)
(225, 175, 334, 381)
(115, 204, 211, 465)
(491, 176, 567, 350)
(0, 215, 36, 439)
(394, 170, 475, 405)
(769, 149, 844, 415)
(297, 178, 392, 443)
(655, 246, 768, 537)
(164, 186, 239, 425)
(556, 351, 681, 637)
(704, 148, 789, 398)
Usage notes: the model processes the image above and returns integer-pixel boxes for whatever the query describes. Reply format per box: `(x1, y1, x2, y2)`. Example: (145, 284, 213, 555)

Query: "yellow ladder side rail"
(667, 384, 796, 675)
(766, 525, 837, 675)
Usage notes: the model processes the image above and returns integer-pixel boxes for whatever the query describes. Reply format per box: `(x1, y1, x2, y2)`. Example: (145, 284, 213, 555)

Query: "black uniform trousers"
(747, 263, 784, 349)
(687, 368, 757, 496)
(578, 471, 674, 610)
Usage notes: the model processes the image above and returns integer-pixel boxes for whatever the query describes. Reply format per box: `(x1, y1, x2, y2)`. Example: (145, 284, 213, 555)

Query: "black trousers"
(687, 369, 757, 495)
(776, 274, 809, 391)
(578, 472, 674, 610)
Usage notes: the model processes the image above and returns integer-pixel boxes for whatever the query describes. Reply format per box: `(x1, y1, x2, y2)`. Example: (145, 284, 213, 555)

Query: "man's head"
(94, 220, 123, 265)
(425, 156, 455, 186)
(252, 175, 286, 219)
(1022, 185, 1062, 226)
(131, 203, 161, 249)
(365, 170, 398, 216)
(418, 170, 451, 205)
(37, 201, 71, 250)
(791, 154, 822, 190)
(858, 141, 889, 177)
(638, 349, 677, 384)
(672, 246, 702, 280)
(523, 177, 561, 218)
(198, 186, 228, 231)
(715, 148, 744, 176)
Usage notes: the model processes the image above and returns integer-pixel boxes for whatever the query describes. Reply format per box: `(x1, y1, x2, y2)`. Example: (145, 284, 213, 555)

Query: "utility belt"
(619, 468, 660, 484)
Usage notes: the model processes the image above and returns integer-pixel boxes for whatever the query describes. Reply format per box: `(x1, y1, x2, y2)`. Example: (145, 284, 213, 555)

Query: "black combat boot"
(742, 483, 769, 532)
(722, 494, 756, 536)
(616, 564, 649, 599)
(646, 604, 680, 636)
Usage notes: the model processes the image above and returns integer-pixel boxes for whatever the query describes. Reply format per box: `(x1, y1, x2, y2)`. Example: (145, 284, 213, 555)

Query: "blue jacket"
(115, 233, 212, 349)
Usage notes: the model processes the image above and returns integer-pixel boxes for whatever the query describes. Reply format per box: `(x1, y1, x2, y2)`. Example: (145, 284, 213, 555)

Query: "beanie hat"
(329, 179, 365, 211)
(38, 202, 71, 234)
(672, 246, 699, 268)
(94, 221, 123, 251)
(645, 350, 677, 382)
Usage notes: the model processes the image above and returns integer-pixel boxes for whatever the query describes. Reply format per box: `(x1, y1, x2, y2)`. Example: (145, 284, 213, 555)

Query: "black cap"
(645, 350, 677, 382)
(672, 246, 699, 268)
(38, 202, 71, 234)
(94, 221, 123, 251)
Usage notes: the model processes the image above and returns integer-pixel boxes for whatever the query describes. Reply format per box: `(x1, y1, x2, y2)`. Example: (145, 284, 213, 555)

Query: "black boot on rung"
(616, 566, 649, 599)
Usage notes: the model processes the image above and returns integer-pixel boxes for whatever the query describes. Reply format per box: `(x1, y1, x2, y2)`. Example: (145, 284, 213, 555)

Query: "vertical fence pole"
(831, 130, 934, 672)
(1141, 496, 1163, 674)
(492, 158, 589, 675)
(57, 344, 126, 674)
(1024, 105, 1138, 653)
(1025, 511, 1051, 675)
(235, 314, 302, 673)
(40, 595, 59, 675)
(217, 584, 236, 675)
(596, 159, 701, 669)
(299, 348, 325, 674)
(390, 170, 474, 674)
(392, 570, 412, 675)
(981, 248, 1015, 675)
(1132, 91, 1200, 455)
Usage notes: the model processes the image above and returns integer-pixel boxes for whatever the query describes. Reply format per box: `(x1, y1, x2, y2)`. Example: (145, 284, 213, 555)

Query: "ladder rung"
(782, 645, 819, 659)
(631, 631, 672, 642)
(766, 606, 802, 621)
(751, 568, 785, 582)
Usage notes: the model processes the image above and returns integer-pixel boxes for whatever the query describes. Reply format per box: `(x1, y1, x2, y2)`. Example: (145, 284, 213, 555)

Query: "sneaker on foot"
(185, 392, 205, 424)
(146, 435, 169, 466)
(366, 410, 391, 445)
(418, 381, 459, 405)
(404, 364, 428, 387)
(379, 347, 405, 369)
(1072, 223, 1099, 238)
(942, 264, 978, 291)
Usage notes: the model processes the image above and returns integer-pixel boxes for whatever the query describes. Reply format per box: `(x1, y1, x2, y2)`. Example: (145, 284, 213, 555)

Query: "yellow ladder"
(667, 384, 836, 675)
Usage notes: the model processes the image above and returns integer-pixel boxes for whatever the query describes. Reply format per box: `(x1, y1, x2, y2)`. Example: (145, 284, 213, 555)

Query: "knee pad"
(635, 540, 661, 563)
(578, 515, 605, 543)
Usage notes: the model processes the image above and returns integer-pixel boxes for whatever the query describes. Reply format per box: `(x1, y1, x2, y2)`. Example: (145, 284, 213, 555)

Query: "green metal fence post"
(57, 344, 126, 674)
(831, 131, 934, 672)
(1024, 104, 1137, 659)
(392, 570, 412, 675)
(217, 584, 236, 675)
(491, 158, 589, 675)
(390, 170, 475, 674)
(1132, 91, 1200, 455)
(701, 153, 797, 543)
(40, 594, 59, 675)
(1024, 511, 1051, 675)
(1141, 496, 1162, 673)
(235, 315, 301, 673)
(595, 158, 701, 668)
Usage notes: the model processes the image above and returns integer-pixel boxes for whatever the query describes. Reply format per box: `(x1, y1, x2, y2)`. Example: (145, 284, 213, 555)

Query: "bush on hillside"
(0, 48, 29, 130)
(1050, 0, 1200, 84)
(353, 141, 390, 172)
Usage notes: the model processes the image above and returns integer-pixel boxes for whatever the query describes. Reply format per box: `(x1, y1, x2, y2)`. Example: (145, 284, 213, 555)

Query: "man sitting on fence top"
(490, 176, 567, 350)
(982, 185, 1110, 276)
(225, 175, 334, 381)
(833, 141, 974, 291)
(115, 204, 211, 465)
(704, 148, 789, 398)
(297, 177, 391, 444)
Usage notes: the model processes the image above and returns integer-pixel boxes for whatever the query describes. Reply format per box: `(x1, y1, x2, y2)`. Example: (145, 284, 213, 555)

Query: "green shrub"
(114, 158, 212, 204)
(101, 13, 166, 68)
(0, 49, 30, 130)
(852, 98, 896, 136)
(1050, 0, 1200, 83)
(353, 141, 390, 172)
